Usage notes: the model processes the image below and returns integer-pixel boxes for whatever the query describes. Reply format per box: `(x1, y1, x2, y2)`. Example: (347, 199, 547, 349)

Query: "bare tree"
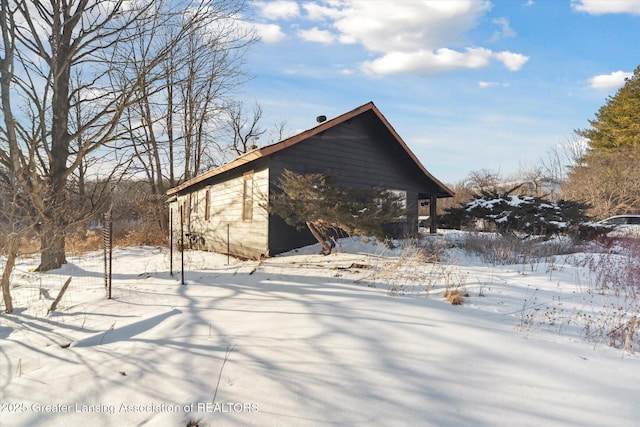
(0, 1, 142, 270)
(0, 1, 247, 270)
(119, 0, 254, 233)
(563, 144, 640, 219)
(466, 169, 502, 193)
(514, 164, 546, 196)
(0, 2, 25, 311)
(124, 0, 255, 184)
(269, 119, 290, 143)
(0, 166, 36, 313)
(540, 134, 587, 183)
(228, 102, 266, 156)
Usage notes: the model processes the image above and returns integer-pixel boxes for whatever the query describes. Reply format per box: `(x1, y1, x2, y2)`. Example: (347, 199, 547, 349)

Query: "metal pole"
(180, 204, 185, 285)
(103, 213, 107, 295)
(102, 210, 112, 300)
(169, 207, 173, 276)
(227, 223, 230, 265)
(107, 214, 112, 299)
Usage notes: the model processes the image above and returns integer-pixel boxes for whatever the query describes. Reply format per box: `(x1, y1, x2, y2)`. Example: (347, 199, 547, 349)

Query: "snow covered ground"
(2, 234, 640, 426)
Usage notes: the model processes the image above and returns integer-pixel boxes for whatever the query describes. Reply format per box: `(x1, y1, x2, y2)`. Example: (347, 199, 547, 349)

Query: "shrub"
(460, 232, 573, 266)
(442, 187, 592, 238)
(271, 169, 406, 254)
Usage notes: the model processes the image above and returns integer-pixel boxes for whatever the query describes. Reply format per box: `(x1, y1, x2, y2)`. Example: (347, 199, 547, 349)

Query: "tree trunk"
(38, 2, 74, 271)
(1, 235, 17, 314)
(38, 215, 67, 271)
(306, 221, 332, 255)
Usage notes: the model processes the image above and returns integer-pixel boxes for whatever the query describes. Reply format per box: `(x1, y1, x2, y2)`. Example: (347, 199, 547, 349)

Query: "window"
(377, 189, 407, 209)
(242, 171, 254, 221)
(376, 189, 407, 221)
(204, 190, 211, 221)
(603, 217, 625, 226)
(192, 193, 198, 218)
(386, 189, 407, 210)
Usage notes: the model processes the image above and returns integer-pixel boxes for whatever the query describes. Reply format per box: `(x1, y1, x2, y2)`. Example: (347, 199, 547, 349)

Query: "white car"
(597, 215, 640, 237)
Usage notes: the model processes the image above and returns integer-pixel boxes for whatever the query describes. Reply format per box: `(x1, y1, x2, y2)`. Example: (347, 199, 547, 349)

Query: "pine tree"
(271, 169, 406, 254)
(566, 65, 640, 217)
(576, 65, 640, 152)
(440, 187, 591, 237)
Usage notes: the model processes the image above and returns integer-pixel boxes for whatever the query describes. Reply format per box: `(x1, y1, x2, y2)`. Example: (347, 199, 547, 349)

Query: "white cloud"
(255, 1, 300, 20)
(491, 17, 516, 41)
(362, 47, 493, 75)
(494, 51, 529, 71)
(251, 23, 286, 44)
(362, 48, 529, 75)
(479, 81, 498, 88)
(291, 0, 528, 75)
(589, 70, 632, 90)
(303, 3, 343, 21)
(571, 0, 640, 15)
(298, 27, 336, 44)
(479, 81, 510, 88)
(332, 0, 492, 53)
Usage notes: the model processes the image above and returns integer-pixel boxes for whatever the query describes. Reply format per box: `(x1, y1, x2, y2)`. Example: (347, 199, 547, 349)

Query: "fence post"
(102, 210, 113, 299)
(180, 204, 185, 285)
(169, 207, 173, 276)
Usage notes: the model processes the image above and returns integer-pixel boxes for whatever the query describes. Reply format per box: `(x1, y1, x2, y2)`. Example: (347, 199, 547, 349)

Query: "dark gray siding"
(269, 111, 434, 190)
(267, 110, 429, 254)
(268, 214, 316, 255)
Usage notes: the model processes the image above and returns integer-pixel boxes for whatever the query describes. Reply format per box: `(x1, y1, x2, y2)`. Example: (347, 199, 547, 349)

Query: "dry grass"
(575, 241, 640, 353)
(114, 226, 168, 247)
(461, 232, 573, 268)
(494, 235, 640, 353)
(378, 244, 456, 297)
(1, 225, 167, 262)
(444, 289, 464, 305)
(66, 229, 103, 255)
(1, 218, 167, 259)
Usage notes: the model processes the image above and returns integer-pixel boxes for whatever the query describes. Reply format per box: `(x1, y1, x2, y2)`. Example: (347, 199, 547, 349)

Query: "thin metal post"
(102, 211, 113, 299)
(227, 223, 230, 265)
(180, 204, 185, 285)
(103, 214, 107, 294)
(107, 216, 112, 299)
(169, 207, 173, 276)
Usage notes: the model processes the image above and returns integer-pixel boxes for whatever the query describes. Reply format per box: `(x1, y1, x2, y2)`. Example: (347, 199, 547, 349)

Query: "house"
(166, 102, 453, 259)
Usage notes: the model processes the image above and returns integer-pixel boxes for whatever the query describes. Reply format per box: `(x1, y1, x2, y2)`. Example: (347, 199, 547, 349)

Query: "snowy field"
(2, 233, 640, 426)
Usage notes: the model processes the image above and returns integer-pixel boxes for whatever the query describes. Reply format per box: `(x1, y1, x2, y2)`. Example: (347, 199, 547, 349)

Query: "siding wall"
(272, 117, 429, 190)
(171, 167, 269, 259)
(267, 111, 429, 253)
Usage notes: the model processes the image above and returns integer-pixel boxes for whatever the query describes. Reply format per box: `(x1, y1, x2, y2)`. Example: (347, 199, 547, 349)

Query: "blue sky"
(240, 0, 640, 184)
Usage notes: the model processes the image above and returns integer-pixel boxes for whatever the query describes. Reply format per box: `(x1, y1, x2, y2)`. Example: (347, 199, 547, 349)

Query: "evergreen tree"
(440, 187, 592, 238)
(566, 65, 640, 217)
(271, 169, 406, 254)
(576, 65, 640, 152)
